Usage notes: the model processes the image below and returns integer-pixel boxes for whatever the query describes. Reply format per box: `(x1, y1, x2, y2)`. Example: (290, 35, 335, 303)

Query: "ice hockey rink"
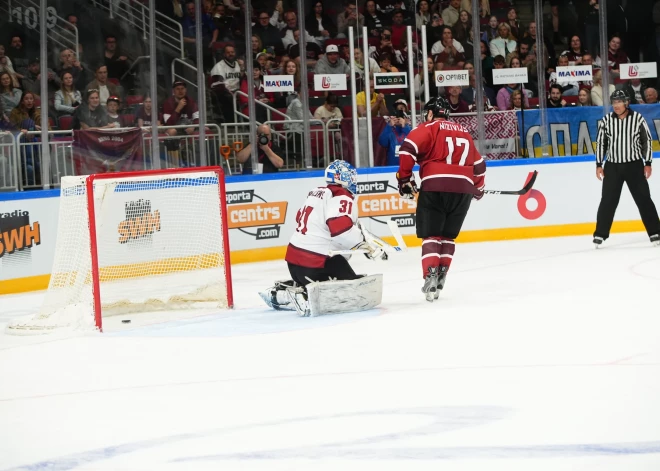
(1, 232, 659, 471)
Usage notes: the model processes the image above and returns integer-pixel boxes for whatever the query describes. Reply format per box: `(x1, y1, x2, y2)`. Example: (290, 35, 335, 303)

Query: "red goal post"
(7, 166, 233, 334)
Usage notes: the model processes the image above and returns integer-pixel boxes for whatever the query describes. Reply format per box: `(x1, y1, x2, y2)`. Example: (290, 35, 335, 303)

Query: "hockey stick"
(329, 221, 407, 257)
(483, 170, 538, 196)
(330, 246, 404, 256)
(386, 220, 408, 252)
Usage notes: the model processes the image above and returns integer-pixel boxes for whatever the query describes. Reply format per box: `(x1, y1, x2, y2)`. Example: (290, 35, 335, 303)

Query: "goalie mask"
(325, 160, 358, 194)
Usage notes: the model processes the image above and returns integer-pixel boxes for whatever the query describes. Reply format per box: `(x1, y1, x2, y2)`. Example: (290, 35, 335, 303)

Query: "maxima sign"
(555, 65, 593, 82)
(263, 75, 295, 92)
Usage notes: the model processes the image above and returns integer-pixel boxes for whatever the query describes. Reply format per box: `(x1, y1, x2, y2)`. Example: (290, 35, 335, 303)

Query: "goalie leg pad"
(306, 274, 383, 317)
(286, 288, 310, 317)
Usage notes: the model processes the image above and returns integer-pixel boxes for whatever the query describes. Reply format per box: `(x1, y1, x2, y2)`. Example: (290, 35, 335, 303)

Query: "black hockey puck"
(122, 319, 131, 324)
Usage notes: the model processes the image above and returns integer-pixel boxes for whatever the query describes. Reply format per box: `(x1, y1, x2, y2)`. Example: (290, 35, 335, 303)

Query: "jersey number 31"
(295, 201, 353, 235)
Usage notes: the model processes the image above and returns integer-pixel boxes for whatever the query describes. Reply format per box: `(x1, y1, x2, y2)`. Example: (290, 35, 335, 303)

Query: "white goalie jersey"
(285, 184, 364, 268)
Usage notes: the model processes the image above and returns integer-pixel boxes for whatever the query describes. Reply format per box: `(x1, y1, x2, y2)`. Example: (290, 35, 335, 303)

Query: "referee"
(593, 90, 660, 248)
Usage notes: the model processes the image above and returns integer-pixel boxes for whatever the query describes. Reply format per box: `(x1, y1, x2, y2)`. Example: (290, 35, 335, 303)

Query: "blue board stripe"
(1, 154, 655, 201)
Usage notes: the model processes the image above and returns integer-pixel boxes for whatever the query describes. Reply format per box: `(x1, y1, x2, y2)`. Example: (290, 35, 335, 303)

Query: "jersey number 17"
(445, 137, 471, 165)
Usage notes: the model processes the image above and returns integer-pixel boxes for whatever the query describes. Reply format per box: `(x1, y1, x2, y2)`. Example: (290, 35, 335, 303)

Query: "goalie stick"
(483, 170, 538, 196)
(385, 220, 408, 252)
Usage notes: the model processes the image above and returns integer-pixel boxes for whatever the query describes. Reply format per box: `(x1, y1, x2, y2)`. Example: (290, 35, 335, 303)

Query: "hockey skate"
(258, 287, 290, 311)
(651, 234, 660, 247)
(422, 267, 439, 302)
(593, 236, 604, 249)
(259, 280, 304, 312)
(436, 266, 448, 296)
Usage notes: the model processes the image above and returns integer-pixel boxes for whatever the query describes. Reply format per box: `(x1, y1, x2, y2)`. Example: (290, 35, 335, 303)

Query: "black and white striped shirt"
(596, 110, 652, 167)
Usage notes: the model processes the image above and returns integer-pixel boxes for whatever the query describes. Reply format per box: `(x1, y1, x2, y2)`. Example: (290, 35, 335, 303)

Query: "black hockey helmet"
(610, 89, 630, 105)
(423, 96, 451, 120)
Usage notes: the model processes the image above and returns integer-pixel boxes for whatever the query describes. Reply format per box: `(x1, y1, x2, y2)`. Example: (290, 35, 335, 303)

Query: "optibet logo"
(435, 72, 468, 85)
(517, 172, 546, 220)
(117, 199, 161, 244)
(226, 190, 287, 240)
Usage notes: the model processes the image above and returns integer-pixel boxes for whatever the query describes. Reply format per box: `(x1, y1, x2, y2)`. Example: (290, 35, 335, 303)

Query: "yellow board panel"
(0, 274, 50, 295)
(229, 219, 646, 262)
(0, 220, 647, 295)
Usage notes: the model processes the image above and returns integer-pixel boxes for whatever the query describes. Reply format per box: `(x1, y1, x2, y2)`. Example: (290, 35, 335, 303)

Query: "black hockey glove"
(396, 172, 418, 200)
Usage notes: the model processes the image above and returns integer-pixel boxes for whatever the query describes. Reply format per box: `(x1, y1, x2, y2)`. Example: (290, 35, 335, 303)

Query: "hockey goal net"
(7, 167, 233, 334)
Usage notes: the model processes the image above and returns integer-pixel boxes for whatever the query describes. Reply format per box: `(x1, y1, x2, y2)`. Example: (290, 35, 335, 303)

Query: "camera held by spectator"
(391, 108, 408, 127)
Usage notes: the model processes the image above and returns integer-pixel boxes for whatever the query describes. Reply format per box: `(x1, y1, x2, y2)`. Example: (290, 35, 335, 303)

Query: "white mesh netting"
(7, 170, 229, 334)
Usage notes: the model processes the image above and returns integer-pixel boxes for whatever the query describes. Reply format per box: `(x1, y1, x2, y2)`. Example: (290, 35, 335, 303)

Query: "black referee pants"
(595, 160, 660, 239)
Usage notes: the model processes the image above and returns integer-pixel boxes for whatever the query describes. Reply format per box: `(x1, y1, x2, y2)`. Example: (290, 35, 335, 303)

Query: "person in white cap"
(394, 98, 412, 126)
(314, 44, 350, 75)
(394, 98, 408, 113)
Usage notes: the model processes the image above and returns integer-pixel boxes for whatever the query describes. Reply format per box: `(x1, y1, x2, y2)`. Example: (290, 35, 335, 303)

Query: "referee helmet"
(610, 89, 630, 116)
(610, 89, 630, 105)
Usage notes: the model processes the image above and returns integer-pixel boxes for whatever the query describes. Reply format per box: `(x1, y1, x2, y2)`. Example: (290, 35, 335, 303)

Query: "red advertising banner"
(74, 128, 143, 175)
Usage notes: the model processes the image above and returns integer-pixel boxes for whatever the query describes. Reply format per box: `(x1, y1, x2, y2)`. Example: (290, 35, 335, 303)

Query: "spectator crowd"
(1, 0, 660, 180)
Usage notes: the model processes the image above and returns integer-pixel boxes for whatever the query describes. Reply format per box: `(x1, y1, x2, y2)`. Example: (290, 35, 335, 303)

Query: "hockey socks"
(421, 237, 455, 278)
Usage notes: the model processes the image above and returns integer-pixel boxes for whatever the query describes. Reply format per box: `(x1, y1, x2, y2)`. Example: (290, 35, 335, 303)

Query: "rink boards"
(1, 156, 658, 294)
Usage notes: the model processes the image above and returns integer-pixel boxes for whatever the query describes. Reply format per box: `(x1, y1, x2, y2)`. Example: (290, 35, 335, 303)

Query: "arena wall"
(1, 156, 657, 294)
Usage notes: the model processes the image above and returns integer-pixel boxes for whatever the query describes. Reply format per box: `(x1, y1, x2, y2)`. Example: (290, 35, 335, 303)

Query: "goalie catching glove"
(353, 240, 387, 260)
(353, 221, 387, 260)
(396, 172, 418, 200)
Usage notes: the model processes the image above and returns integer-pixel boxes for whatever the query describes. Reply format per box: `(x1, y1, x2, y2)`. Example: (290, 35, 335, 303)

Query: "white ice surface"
(1, 233, 660, 471)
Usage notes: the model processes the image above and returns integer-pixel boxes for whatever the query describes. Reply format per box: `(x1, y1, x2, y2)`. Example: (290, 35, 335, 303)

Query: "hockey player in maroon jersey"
(396, 96, 486, 302)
